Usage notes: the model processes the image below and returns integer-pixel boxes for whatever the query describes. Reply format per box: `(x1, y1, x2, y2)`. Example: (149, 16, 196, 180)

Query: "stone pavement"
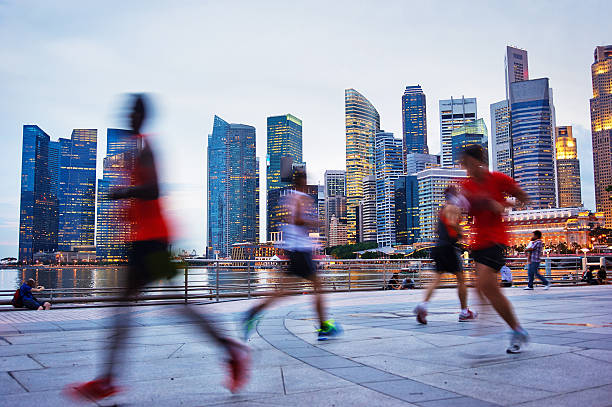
(1, 285, 612, 406)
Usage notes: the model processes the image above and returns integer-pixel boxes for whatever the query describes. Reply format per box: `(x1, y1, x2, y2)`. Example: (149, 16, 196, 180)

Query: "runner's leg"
(456, 271, 467, 310)
(475, 262, 519, 331)
(423, 273, 443, 303)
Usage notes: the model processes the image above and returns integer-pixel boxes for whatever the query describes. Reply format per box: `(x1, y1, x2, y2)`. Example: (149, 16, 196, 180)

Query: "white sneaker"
(523, 287, 534, 290)
(543, 283, 551, 290)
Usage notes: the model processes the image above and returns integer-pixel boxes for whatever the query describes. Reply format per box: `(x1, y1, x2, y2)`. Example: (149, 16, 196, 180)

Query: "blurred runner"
(414, 186, 476, 324)
(459, 145, 530, 354)
(65, 95, 249, 402)
(241, 168, 341, 341)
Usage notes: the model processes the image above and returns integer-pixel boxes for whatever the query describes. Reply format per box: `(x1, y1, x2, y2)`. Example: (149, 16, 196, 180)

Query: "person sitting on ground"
(386, 273, 401, 290)
(597, 266, 607, 285)
(582, 267, 598, 285)
(19, 279, 51, 310)
(401, 277, 415, 289)
(500, 264, 513, 287)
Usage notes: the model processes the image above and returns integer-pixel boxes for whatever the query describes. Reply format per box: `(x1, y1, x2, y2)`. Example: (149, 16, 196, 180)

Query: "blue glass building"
(450, 118, 488, 167)
(96, 129, 136, 261)
(266, 114, 302, 193)
(58, 129, 97, 251)
(402, 85, 428, 161)
(394, 175, 419, 245)
(19, 125, 59, 261)
(374, 131, 404, 247)
(509, 78, 557, 209)
(207, 116, 259, 258)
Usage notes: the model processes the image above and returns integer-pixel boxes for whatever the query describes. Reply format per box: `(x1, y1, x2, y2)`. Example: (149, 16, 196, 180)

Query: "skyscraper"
(266, 114, 302, 193)
(402, 85, 428, 163)
(590, 45, 612, 225)
(405, 153, 440, 175)
(19, 125, 59, 261)
(490, 100, 512, 176)
(207, 116, 259, 257)
(96, 129, 136, 261)
(324, 170, 346, 245)
(394, 175, 419, 245)
(509, 78, 557, 209)
(358, 175, 377, 243)
(345, 89, 380, 243)
(505, 46, 529, 99)
(267, 185, 319, 241)
(439, 97, 477, 167)
(374, 131, 403, 247)
(555, 126, 582, 208)
(58, 129, 97, 251)
(417, 168, 467, 242)
(450, 118, 488, 166)
(324, 170, 346, 197)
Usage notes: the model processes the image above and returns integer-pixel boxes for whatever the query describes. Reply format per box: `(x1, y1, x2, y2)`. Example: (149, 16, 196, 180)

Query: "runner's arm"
(110, 145, 159, 200)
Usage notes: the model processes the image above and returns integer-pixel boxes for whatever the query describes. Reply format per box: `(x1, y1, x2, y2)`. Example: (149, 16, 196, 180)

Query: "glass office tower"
(374, 131, 403, 247)
(402, 85, 428, 164)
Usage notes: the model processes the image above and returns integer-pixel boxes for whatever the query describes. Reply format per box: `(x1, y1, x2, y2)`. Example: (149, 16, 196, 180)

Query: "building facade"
(509, 78, 557, 209)
(555, 126, 582, 208)
(267, 185, 319, 241)
(324, 170, 346, 197)
(490, 100, 512, 176)
(394, 175, 419, 245)
(439, 97, 477, 167)
(374, 131, 404, 247)
(207, 116, 259, 258)
(345, 88, 380, 242)
(417, 168, 467, 242)
(405, 153, 439, 175)
(19, 125, 59, 261)
(505, 46, 529, 99)
(58, 129, 97, 251)
(96, 129, 137, 261)
(266, 114, 302, 193)
(328, 214, 348, 247)
(323, 170, 346, 245)
(450, 118, 488, 167)
(358, 175, 377, 243)
(590, 45, 612, 225)
(402, 85, 428, 163)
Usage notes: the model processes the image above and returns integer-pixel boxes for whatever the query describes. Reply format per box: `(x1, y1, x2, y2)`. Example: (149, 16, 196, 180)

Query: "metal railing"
(1, 255, 609, 308)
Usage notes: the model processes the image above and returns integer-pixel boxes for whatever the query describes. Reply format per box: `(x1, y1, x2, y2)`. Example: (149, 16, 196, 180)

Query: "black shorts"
(127, 240, 170, 289)
(287, 250, 316, 280)
(472, 244, 506, 272)
(432, 245, 462, 275)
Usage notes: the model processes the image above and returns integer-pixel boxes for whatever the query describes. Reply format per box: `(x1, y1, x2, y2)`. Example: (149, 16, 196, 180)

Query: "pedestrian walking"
(524, 230, 551, 290)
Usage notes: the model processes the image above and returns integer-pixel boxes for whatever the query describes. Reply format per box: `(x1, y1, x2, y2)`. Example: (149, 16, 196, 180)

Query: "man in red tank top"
(66, 95, 250, 401)
(459, 145, 530, 354)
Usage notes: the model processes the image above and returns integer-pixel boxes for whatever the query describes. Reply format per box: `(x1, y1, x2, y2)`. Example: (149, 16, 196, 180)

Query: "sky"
(0, 0, 609, 258)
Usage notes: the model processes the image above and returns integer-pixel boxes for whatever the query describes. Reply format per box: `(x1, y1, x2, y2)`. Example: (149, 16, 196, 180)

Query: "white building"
(405, 153, 440, 175)
(439, 97, 477, 167)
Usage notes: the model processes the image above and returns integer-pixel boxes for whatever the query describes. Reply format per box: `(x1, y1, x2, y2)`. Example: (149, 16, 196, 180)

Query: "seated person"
(582, 268, 598, 285)
(19, 279, 51, 310)
(500, 264, 513, 287)
(401, 277, 415, 289)
(597, 267, 607, 285)
(386, 273, 400, 290)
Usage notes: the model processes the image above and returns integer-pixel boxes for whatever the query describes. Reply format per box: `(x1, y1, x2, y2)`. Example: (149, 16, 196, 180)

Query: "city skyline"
(1, 1, 609, 257)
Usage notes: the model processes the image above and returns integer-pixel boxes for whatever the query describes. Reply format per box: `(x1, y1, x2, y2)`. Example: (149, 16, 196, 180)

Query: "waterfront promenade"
(1, 286, 612, 406)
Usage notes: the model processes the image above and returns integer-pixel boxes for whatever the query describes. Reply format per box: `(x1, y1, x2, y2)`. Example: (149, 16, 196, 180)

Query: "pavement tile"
(0, 354, 43, 371)
(417, 396, 500, 407)
(324, 365, 404, 384)
(528, 336, 584, 346)
(364, 378, 460, 403)
(573, 349, 612, 364)
(281, 364, 354, 394)
(351, 354, 458, 378)
(578, 339, 612, 350)
(515, 384, 612, 407)
(0, 371, 26, 395)
(299, 354, 361, 369)
(0, 388, 96, 406)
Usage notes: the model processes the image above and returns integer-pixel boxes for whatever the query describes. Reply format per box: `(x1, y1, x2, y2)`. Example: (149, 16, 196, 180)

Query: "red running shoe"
(414, 304, 428, 325)
(458, 309, 478, 322)
(224, 339, 251, 393)
(64, 377, 121, 401)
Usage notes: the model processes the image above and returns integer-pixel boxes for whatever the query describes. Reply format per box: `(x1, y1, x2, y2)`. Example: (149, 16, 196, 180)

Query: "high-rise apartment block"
(450, 118, 488, 166)
(402, 85, 428, 164)
(324, 170, 346, 197)
(394, 175, 420, 245)
(590, 45, 612, 225)
(439, 97, 477, 167)
(405, 153, 440, 175)
(207, 116, 259, 258)
(417, 168, 467, 242)
(374, 131, 404, 247)
(357, 175, 377, 243)
(345, 89, 380, 242)
(555, 126, 582, 208)
(509, 78, 557, 209)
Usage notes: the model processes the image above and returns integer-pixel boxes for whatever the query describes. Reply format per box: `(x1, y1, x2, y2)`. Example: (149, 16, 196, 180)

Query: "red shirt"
(460, 171, 518, 250)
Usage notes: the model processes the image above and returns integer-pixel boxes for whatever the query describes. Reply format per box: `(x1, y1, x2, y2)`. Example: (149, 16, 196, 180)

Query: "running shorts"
(432, 245, 462, 275)
(286, 250, 316, 280)
(471, 244, 506, 272)
(128, 239, 174, 289)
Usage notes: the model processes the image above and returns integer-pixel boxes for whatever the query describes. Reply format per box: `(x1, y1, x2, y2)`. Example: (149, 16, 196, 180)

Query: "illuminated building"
(357, 175, 377, 243)
(505, 208, 604, 247)
(266, 114, 302, 193)
(345, 88, 380, 242)
(58, 129, 97, 251)
(555, 126, 582, 208)
(405, 153, 439, 175)
(417, 168, 467, 242)
(317, 185, 325, 238)
(509, 78, 557, 209)
(324, 170, 346, 245)
(450, 118, 488, 167)
(266, 185, 318, 241)
(328, 214, 348, 247)
(590, 45, 612, 225)
(230, 242, 283, 260)
(439, 97, 477, 167)
(324, 170, 345, 197)
(207, 116, 259, 258)
(374, 131, 403, 247)
(19, 125, 59, 261)
(402, 85, 428, 162)
(490, 100, 512, 176)
(96, 129, 136, 261)
(505, 46, 529, 100)
(394, 175, 419, 245)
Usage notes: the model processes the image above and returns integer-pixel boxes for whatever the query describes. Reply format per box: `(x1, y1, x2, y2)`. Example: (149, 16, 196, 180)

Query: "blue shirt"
(19, 283, 34, 300)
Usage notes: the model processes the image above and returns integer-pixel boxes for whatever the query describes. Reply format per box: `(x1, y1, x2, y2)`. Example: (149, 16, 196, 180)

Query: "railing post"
(383, 262, 386, 290)
(418, 261, 422, 288)
(216, 260, 220, 302)
(348, 267, 351, 291)
(184, 266, 188, 304)
(247, 262, 251, 299)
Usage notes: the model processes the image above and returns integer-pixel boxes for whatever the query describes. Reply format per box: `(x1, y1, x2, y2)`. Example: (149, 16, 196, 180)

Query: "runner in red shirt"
(66, 95, 250, 401)
(459, 145, 530, 354)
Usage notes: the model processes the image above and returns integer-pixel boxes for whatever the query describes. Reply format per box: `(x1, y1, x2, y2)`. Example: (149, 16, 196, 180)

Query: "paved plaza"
(1, 285, 612, 406)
